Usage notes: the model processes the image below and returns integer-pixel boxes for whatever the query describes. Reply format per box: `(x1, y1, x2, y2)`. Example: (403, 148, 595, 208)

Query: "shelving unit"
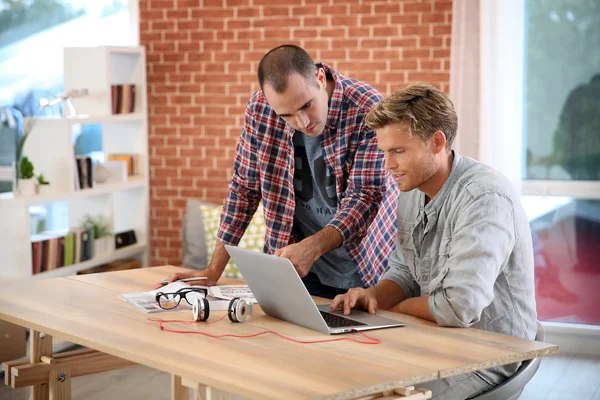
(0, 46, 149, 280)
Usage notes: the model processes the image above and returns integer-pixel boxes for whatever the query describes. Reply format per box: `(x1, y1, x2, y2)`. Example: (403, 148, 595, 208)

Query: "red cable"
(148, 317, 381, 345)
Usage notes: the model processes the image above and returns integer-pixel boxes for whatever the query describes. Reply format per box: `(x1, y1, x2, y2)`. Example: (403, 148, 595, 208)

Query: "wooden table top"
(0, 266, 558, 400)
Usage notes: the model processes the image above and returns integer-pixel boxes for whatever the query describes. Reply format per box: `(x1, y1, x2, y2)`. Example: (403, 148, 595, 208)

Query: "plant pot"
(37, 184, 52, 195)
(93, 237, 114, 257)
(16, 178, 37, 196)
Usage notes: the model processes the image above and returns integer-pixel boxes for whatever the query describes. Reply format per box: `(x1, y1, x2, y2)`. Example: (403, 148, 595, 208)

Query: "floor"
(1, 354, 598, 400)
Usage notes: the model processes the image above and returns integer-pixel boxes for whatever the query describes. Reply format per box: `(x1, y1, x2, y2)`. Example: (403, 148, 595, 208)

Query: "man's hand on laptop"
(153, 269, 219, 289)
(274, 241, 319, 278)
(330, 288, 378, 316)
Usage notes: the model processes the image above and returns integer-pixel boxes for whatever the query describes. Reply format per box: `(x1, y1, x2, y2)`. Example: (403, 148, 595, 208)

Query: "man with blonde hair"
(331, 84, 537, 399)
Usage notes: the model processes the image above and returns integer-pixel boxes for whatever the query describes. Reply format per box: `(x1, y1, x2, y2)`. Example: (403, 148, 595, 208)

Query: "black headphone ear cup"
(193, 298, 210, 322)
(228, 298, 238, 322)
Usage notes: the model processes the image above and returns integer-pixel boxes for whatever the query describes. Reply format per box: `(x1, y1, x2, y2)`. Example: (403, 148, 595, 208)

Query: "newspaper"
(120, 282, 256, 314)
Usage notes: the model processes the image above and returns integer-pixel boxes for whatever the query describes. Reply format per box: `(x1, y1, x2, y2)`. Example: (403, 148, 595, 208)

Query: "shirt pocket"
(397, 231, 417, 278)
(437, 236, 452, 271)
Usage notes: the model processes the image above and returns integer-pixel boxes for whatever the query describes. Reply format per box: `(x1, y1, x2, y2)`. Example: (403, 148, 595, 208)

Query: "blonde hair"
(366, 84, 457, 149)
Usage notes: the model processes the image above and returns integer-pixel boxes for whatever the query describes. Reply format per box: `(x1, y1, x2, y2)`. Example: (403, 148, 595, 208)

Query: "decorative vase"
(17, 178, 37, 196)
(93, 162, 110, 184)
(37, 184, 52, 195)
(93, 236, 114, 257)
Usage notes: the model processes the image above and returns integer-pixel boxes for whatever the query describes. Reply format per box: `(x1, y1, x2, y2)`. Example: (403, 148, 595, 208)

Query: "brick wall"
(139, 0, 453, 266)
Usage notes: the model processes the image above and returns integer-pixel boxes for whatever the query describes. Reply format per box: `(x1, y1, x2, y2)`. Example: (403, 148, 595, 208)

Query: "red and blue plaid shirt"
(217, 63, 399, 286)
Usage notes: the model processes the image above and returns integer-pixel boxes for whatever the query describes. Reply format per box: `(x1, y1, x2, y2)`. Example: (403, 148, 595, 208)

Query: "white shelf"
(0, 177, 145, 205)
(29, 243, 147, 280)
(0, 46, 149, 281)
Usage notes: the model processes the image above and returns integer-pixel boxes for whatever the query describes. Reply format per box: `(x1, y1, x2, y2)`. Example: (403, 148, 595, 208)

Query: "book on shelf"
(111, 84, 136, 114)
(30, 228, 94, 275)
(107, 153, 142, 176)
(74, 156, 93, 190)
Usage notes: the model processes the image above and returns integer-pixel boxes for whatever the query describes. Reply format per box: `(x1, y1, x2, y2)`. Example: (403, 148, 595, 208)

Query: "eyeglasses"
(155, 287, 208, 310)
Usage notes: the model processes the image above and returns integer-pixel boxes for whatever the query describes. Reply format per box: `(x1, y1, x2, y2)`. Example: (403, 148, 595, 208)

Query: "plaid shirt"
(217, 63, 399, 286)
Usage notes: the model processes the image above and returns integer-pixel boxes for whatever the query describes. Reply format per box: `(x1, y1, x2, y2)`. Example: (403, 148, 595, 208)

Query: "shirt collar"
(425, 150, 463, 214)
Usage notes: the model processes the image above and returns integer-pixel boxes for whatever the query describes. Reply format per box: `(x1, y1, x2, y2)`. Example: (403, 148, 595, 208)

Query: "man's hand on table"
(153, 268, 220, 289)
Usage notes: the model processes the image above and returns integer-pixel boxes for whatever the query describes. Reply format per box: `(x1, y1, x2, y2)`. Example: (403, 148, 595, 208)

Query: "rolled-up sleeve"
(381, 235, 420, 299)
(428, 193, 517, 328)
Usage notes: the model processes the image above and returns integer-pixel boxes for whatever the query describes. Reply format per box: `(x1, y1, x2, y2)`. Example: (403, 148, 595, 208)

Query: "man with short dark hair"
(331, 84, 537, 399)
(158, 45, 398, 298)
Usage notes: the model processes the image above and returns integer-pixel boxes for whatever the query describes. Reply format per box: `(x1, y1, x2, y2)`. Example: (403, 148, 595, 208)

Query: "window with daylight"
(523, 0, 600, 326)
(0, 0, 133, 193)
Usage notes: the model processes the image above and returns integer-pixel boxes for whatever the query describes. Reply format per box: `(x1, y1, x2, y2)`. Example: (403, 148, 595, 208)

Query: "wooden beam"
(171, 375, 188, 400)
(30, 330, 52, 400)
(11, 352, 135, 389)
(48, 367, 71, 400)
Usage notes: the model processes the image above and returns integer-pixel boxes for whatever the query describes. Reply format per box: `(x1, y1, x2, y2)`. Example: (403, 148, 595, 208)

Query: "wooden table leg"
(30, 330, 52, 400)
(48, 367, 71, 400)
(171, 375, 189, 400)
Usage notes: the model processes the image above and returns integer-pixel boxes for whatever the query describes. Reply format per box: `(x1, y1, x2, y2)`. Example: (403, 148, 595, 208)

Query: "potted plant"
(81, 214, 114, 257)
(37, 174, 51, 195)
(17, 156, 36, 195)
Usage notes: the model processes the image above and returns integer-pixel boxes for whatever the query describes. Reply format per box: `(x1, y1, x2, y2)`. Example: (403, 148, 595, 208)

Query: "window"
(523, 0, 600, 326)
(0, 0, 134, 193)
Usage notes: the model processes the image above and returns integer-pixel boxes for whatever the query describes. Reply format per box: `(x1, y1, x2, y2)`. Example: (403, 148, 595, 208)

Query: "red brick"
(391, 37, 419, 47)
(264, 28, 293, 40)
(216, 30, 235, 40)
(320, 28, 346, 37)
(227, 19, 252, 29)
(291, 5, 318, 16)
(192, 8, 233, 18)
(164, 31, 188, 41)
(350, 4, 372, 15)
(166, 9, 188, 19)
(149, 0, 175, 10)
(420, 37, 444, 47)
(402, 24, 431, 36)
(433, 25, 452, 35)
(236, 7, 262, 18)
(403, 1, 433, 13)
(373, 3, 401, 14)
(320, 5, 347, 15)
(293, 29, 319, 39)
(422, 12, 446, 23)
(360, 15, 385, 26)
(361, 39, 388, 48)
(304, 16, 330, 27)
(177, 0, 200, 7)
(433, 48, 451, 58)
(263, 7, 290, 17)
(373, 26, 399, 37)
(407, 72, 449, 82)
(391, 14, 419, 24)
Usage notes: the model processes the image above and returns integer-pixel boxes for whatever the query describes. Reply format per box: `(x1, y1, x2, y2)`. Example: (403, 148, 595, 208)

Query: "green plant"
(15, 118, 36, 184)
(19, 156, 34, 179)
(81, 214, 113, 239)
(37, 174, 49, 185)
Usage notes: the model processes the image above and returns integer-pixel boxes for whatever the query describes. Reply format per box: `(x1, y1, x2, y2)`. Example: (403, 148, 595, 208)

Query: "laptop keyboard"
(320, 311, 367, 328)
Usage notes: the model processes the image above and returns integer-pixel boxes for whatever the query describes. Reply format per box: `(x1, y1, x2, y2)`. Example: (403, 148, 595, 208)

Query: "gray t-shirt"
(382, 151, 537, 383)
(292, 132, 362, 289)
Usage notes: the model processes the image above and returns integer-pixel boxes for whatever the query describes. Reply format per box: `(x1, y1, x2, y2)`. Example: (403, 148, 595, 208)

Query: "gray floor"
(1, 354, 598, 400)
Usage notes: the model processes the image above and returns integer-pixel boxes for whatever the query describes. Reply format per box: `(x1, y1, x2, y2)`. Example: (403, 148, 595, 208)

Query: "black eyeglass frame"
(155, 287, 208, 310)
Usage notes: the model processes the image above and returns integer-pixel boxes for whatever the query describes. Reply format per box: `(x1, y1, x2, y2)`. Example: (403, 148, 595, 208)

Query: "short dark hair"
(257, 44, 317, 93)
(366, 84, 458, 149)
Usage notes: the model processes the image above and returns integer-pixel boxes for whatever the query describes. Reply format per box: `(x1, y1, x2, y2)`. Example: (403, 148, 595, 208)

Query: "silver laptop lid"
(225, 245, 331, 334)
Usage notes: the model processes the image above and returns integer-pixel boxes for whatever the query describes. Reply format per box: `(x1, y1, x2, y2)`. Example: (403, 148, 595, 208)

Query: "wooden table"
(0, 266, 558, 400)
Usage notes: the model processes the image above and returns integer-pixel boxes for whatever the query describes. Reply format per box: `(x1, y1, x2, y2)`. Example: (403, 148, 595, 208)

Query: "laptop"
(225, 245, 404, 335)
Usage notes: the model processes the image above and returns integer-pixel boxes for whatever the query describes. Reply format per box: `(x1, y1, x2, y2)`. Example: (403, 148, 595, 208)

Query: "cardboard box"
(0, 320, 26, 363)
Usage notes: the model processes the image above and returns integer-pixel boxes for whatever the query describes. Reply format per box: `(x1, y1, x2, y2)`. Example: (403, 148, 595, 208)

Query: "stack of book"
(31, 228, 94, 275)
(108, 153, 142, 176)
(111, 84, 136, 114)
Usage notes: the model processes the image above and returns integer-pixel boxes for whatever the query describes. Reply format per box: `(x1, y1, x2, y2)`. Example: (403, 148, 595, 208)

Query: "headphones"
(192, 297, 253, 323)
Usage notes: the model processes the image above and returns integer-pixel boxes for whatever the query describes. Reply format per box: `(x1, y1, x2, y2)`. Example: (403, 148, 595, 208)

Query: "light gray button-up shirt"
(382, 151, 537, 382)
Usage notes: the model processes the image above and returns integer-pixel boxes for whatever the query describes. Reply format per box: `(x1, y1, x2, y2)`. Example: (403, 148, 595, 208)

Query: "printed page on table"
(120, 282, 207, 313)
